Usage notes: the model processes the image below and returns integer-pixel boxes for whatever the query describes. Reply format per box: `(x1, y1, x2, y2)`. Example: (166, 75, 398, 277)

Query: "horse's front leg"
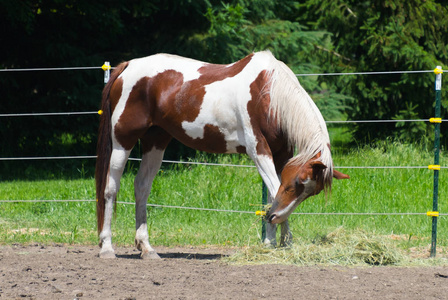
(280, 220, 293, 247)
(260, 188, 276, 247)
(264, 209, 293, 247)
(99, 148, 130, 258)
(249, 142, 294, 247)
(264, 198, 293, 247)
(248, 153, 281, 246)
(134, 147, 165, 259)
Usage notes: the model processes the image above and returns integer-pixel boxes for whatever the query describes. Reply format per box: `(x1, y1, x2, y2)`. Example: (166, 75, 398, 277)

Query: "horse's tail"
(95, 61, 128, 235)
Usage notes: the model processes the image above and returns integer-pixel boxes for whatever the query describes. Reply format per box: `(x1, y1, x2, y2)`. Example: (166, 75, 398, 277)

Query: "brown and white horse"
(96, 51, 349, 259)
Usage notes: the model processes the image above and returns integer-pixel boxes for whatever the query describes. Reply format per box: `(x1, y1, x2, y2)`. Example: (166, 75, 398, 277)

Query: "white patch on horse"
(135, 54, 205, 81)
(181, 54, 273, 153)
(253, 154, 280, 196)
(181, 76, 249, 152)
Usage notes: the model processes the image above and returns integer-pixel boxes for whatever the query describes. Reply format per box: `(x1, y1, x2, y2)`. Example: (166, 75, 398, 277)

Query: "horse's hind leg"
(134, 149, 164, 259)
(100, 147, 131, 258)
(134, 127, 171, 259)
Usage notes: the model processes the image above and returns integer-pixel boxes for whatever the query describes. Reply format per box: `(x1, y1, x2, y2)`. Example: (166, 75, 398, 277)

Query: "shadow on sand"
(116, 252, 227, 260)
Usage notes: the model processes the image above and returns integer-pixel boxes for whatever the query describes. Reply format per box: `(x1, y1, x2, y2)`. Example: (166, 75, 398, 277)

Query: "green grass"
(0, 141, 447, 264)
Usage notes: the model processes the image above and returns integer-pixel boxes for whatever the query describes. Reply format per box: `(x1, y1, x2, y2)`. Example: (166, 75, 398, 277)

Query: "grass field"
(0, 138, 447, 264)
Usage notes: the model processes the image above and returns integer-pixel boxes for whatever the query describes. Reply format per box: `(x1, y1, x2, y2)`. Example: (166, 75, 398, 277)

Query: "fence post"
(430, 66, 443, 258)
(261, 181, 267, 242)
(102, 61, 111, 84)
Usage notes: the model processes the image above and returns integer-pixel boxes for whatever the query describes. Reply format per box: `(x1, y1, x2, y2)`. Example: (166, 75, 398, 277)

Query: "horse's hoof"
(99, 250, 116, 259)
(263, 239, 277, 248)
(280, 238, 293, 248)
(280, 236, 293, 248)
(135, 239, 143, 251)
(141, 250, 161, 260)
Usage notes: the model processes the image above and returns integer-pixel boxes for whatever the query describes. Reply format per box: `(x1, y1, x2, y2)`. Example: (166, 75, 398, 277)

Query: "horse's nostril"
(268, 214, 276, 223)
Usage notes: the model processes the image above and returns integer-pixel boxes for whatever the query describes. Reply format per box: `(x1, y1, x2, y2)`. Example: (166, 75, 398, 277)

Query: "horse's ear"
(333, 169, 350, 180)
(310, 161, 327, 180)
(310, 160, 327, 170)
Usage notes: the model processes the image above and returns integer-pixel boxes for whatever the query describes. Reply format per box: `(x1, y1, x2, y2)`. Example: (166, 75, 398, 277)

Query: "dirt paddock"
(1, 244, 448, 299)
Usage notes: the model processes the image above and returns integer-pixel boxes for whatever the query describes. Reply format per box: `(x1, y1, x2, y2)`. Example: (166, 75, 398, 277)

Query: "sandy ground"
(1, 244, 448, 299)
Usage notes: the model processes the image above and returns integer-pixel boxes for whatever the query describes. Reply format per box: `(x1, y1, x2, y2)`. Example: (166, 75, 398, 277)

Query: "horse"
(95, 50, 349, 259)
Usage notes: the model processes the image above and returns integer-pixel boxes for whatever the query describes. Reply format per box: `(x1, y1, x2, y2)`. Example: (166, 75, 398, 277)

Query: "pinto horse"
(96, 51, 349, 259)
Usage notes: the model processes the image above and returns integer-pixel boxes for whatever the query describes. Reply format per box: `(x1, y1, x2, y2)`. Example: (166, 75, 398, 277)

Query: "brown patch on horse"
(140, 126, 173, 153)
(247, 70, 291, 172)
(162, 124, 228, 153)
(114, 76, 154, 150)
(197, 53, 254, 81)
(114, 70, 188, 150)
(201, 124, 227, 152)
(236, 146, 247, 154)
(172, 81, 205, 123)
(109, 77, 123, 115)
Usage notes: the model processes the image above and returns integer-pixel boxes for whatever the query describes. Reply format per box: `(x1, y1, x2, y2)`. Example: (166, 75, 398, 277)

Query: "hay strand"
(225, 227, 405, 266)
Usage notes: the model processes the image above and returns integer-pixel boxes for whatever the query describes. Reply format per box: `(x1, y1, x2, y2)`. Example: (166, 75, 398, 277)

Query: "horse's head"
(266, 155, 349, 224)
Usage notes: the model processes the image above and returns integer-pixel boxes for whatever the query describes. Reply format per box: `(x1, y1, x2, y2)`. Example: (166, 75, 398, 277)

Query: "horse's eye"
(295, 178, 308, 186)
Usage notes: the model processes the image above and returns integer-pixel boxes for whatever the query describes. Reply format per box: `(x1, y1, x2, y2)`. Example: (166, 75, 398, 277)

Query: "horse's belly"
(176, 119, 247, 154)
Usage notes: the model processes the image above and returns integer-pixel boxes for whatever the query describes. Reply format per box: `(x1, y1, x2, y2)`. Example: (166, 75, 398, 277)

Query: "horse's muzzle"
(266, 205, 281, 224)
(266, 213, 281, 224)
(266, 201, 280, 224)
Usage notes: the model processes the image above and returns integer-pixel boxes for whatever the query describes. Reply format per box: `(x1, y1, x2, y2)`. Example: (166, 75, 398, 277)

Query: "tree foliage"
(1, 0, 447, 163)
(296, 0, 448, 141)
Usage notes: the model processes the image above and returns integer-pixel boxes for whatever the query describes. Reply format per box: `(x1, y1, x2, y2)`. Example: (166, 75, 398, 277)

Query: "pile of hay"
(226, 227, 404, 266)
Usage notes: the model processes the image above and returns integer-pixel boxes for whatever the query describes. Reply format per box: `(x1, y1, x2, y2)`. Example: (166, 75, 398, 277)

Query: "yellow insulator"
(102, 64, 111, 71)
(427, 211, 439, 217)
(434, 67, 443, 75)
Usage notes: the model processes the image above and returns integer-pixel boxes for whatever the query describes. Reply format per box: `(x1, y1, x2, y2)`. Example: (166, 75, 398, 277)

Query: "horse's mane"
(263, 51, 333, 191)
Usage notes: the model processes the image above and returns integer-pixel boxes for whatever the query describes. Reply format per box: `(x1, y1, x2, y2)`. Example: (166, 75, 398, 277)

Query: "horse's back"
(111, 51, 279, 153)
(122, 51, 276, 87)
(126, 54, 207, 82)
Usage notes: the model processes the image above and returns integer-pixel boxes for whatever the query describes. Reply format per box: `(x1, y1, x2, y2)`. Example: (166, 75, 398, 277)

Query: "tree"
(0, 0, 343, 163)
(196, 1, 349, 120)
(0, 0, 211, 162)
(296, 0, 448, 142)
(2, 0, 447, 173)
